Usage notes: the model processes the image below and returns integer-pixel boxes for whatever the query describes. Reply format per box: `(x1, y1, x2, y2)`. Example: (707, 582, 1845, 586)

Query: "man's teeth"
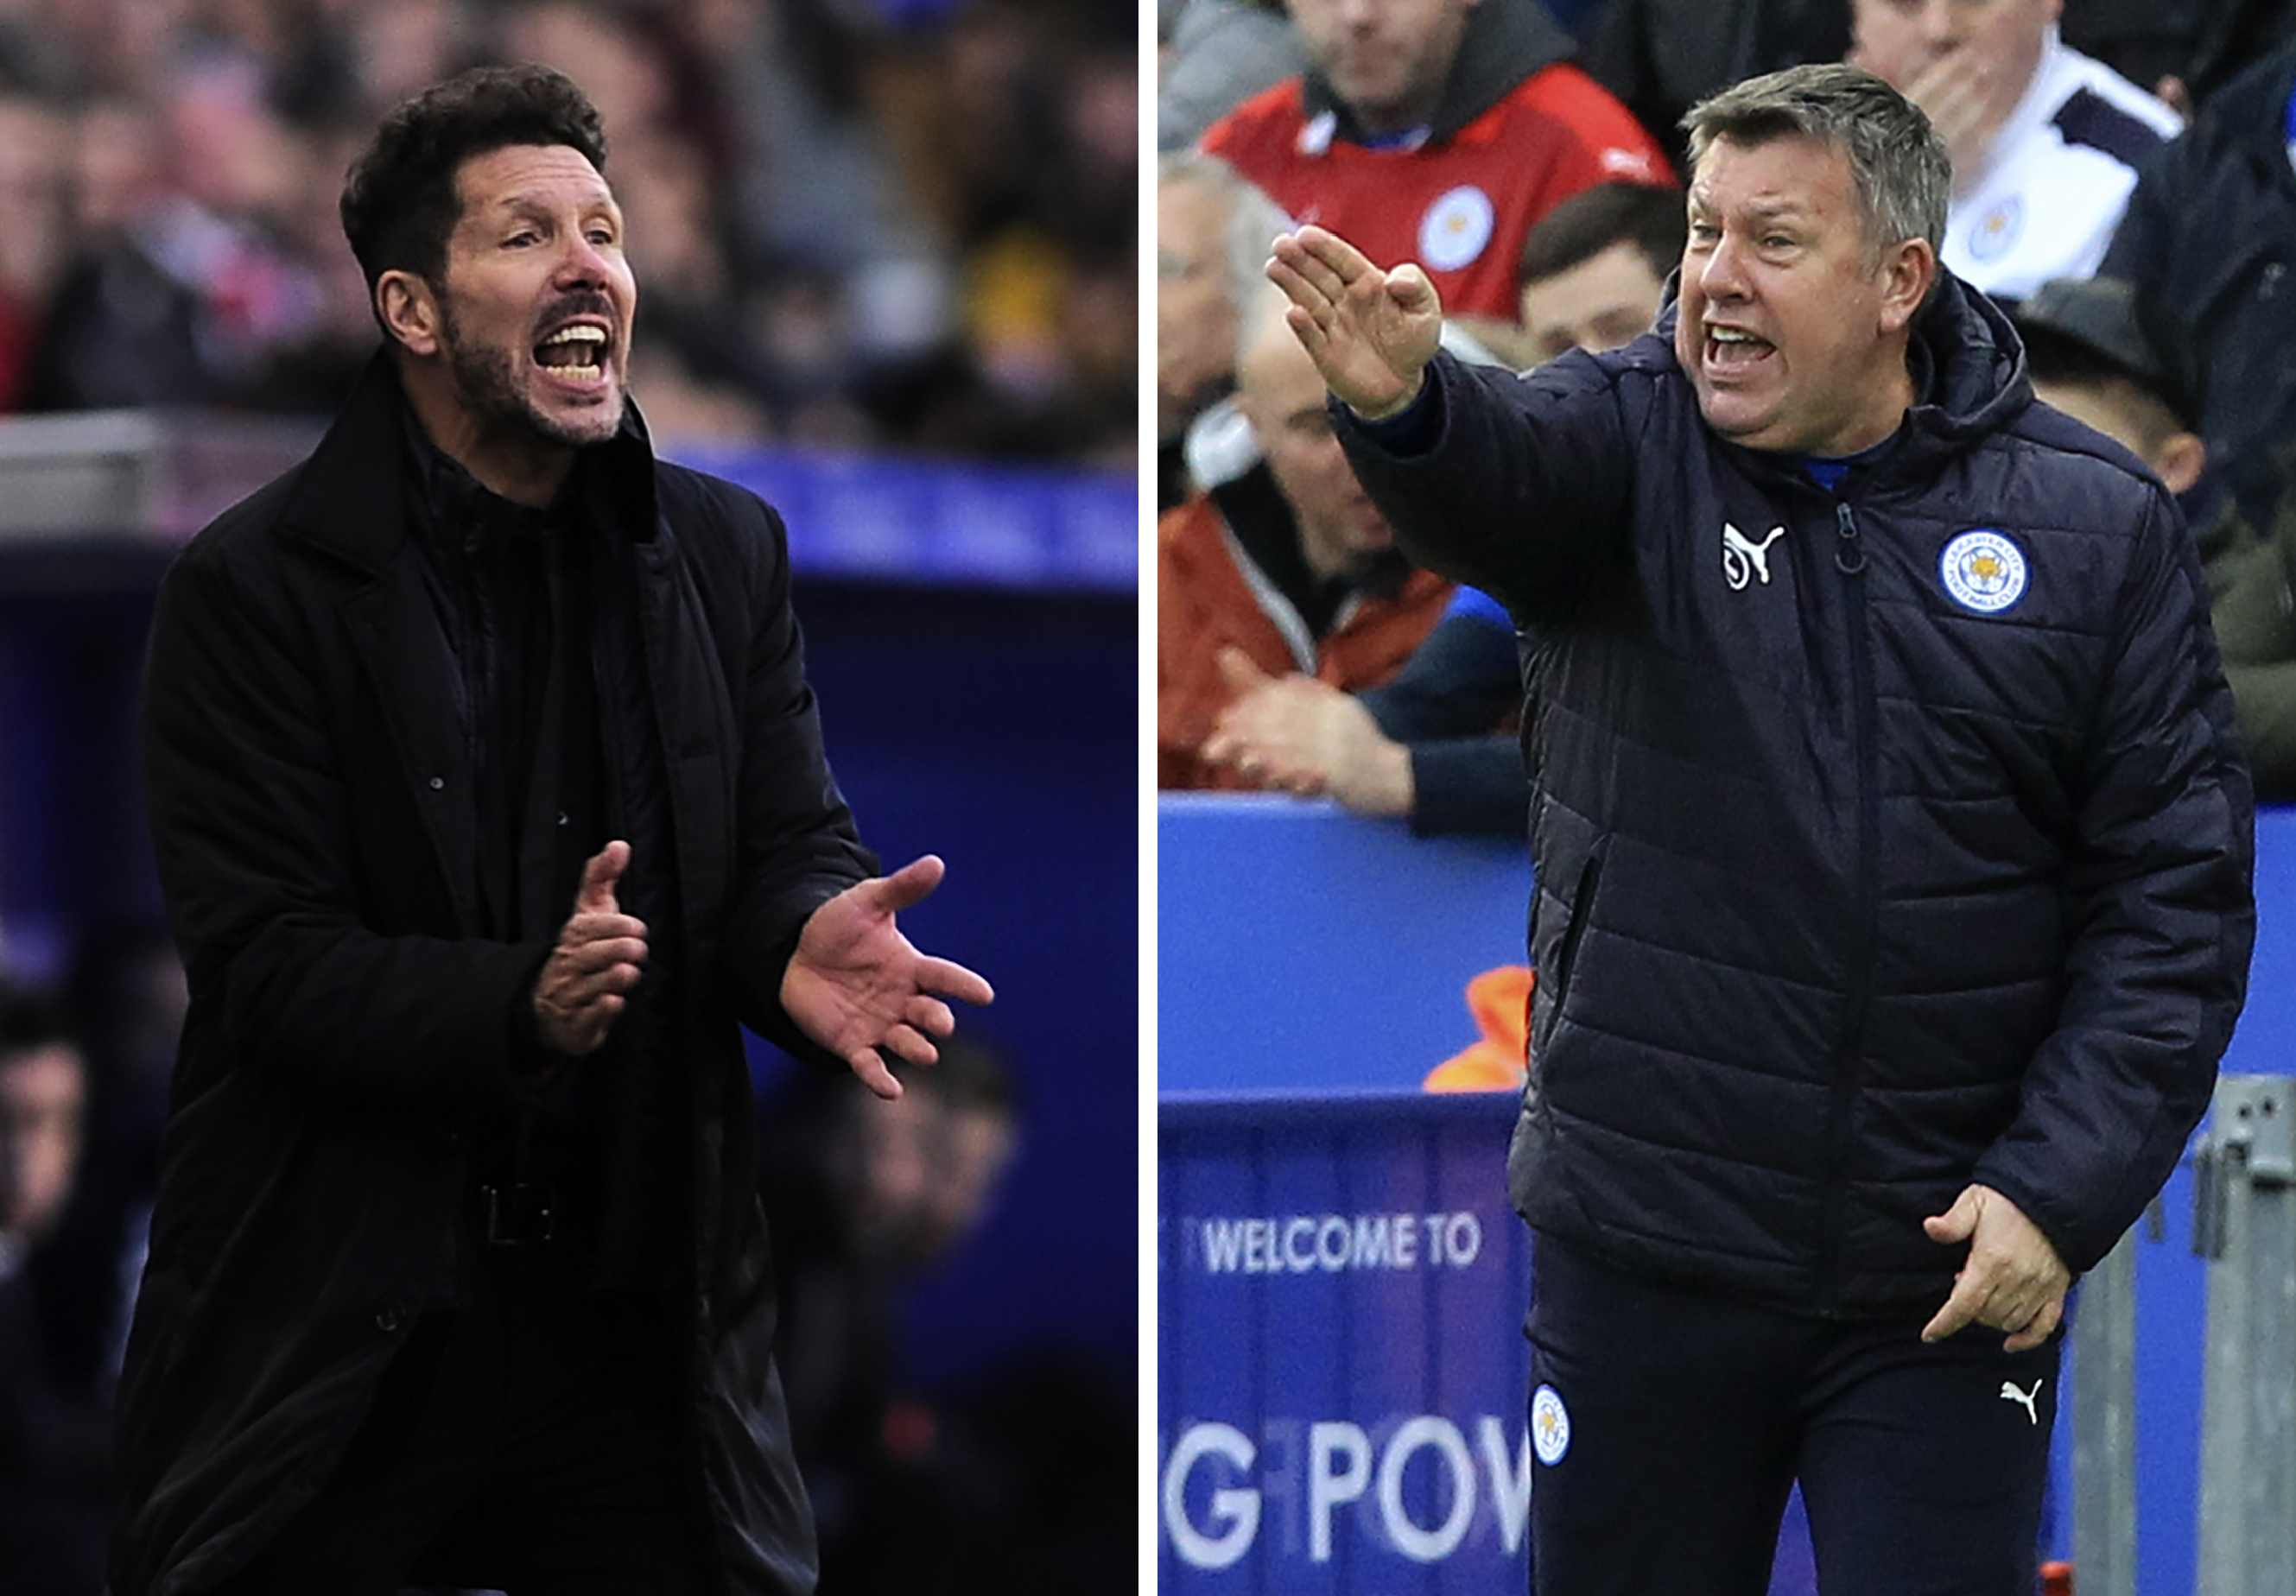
(539, 326, 607, 375)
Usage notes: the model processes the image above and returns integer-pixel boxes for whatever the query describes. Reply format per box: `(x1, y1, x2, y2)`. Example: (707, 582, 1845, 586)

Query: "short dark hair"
(339, 64, 608, 315)
(1517, 181, 1687, 289)
(910, 1033, 1021, 1121)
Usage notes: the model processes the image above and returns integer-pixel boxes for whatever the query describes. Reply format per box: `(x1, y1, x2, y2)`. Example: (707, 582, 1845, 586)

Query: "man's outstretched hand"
(1266, 225, 1445, 421)
(782, 855, 994, 1099)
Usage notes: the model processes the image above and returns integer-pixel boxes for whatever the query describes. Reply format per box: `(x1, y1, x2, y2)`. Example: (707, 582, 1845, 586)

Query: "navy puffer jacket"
(1338, 274, 2254, 1315)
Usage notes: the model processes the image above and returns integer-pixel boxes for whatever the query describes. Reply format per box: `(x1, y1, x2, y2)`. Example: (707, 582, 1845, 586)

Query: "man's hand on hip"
(1267, 225, 1444, 421)
(534, 839, 649, 1055)
(1919, 1183, 2071, 1352)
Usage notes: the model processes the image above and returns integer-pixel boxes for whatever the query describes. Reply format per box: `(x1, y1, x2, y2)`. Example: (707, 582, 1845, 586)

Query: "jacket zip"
(1817, 498, 1881, 1312)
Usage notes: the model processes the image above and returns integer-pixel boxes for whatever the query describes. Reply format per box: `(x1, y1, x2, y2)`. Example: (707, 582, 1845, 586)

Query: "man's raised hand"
(1266, 225, 1446, 421)
(535, 839, 650, 1055)
(780, 855, 994, 1101)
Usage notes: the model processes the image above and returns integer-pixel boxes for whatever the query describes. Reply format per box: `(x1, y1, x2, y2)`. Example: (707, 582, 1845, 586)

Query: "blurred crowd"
(1158, 0, 2296, 820)
(0, 0, 1135, 464)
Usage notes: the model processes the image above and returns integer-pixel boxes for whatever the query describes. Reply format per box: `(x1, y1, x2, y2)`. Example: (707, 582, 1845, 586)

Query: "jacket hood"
(1903, 269, 2032, 442)
(1649, 265, 2032, 465)
(278, 349, 660, 573)
(1303, 0, 1572, 144)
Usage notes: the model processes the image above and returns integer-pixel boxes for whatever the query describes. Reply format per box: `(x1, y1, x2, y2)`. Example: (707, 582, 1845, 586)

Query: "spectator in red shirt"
(1201, 0, 1671, 320)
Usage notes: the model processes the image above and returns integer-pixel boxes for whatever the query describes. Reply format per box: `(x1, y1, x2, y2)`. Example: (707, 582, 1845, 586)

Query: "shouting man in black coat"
(111, 66, 993, 1596)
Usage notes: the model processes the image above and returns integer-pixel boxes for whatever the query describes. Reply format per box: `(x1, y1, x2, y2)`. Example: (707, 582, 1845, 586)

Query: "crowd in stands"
(1158, 0, 2296, 810)
(0, 0, 1135, 466)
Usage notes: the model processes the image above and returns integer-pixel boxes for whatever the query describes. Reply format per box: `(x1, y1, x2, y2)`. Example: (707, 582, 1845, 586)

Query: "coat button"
(428, 776, 445, 791)
(376, 1301, 406, 1333)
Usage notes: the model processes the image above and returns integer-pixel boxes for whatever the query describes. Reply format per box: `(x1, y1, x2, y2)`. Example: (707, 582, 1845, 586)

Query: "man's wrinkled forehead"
(451, 142, 616, 225)
(1689, 134, 1856, 214)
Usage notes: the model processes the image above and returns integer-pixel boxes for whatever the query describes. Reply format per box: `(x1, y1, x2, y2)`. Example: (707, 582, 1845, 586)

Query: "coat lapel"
(278, 354, 485, 928)
(342, 559, 483, 929)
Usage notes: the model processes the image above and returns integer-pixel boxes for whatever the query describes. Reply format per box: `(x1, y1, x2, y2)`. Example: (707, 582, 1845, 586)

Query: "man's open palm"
(781, 855, 994, 1099)
(1266, 225, 1446, 419)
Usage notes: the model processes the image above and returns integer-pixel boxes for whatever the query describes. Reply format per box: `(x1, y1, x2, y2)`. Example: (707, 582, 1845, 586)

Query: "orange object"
(1424, 966, 1534, 1092)
(1156, 493, 1453, 791)
(2039, 1561, 2073, 1596)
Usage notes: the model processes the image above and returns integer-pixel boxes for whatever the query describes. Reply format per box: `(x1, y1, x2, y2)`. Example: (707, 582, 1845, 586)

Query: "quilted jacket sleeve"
(1972, 483, 2256, 1273)
(1335, 347, 1642, 628)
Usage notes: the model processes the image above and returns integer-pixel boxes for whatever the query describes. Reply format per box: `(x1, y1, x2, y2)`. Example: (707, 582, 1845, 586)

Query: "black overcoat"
(111, 355, 875, 1595)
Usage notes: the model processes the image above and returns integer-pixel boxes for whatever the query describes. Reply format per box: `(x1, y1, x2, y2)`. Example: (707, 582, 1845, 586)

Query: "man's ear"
(377, 269, 441, 358)
(1877, 237, 1936, 336)
(2153, 428, 2207, 498)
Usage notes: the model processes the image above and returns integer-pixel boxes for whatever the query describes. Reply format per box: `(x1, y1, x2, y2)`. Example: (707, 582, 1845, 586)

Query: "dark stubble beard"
(439, 296, 624, 451)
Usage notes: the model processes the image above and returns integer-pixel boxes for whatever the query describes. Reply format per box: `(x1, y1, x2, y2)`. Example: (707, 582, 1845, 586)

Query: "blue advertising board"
(1159, 1092, 1539, 1593)
(1158, 1091, 1822, 1594)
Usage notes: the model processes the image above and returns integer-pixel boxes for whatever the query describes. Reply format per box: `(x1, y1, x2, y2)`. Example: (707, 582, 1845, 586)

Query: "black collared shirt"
(403, 413, 677, 1292)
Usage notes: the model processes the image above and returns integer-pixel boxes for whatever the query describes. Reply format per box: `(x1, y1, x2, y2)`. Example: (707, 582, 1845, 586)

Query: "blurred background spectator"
(758, 1034, 1124, 1596)
(0, 983, 108, 1596)
(1155, 149, 1292, 511)
(0, 0, 1132, 466)
(2102, 36, 2296, 542)
(1158, 276, 1456, 791)
(1846, 0, 2179, 307)
(1195, 180, 1686, 836)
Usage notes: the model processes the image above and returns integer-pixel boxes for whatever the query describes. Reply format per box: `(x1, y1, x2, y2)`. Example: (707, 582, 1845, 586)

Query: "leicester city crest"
(1966, 196, 2023, 264)
(1940, 529, 2028, 614)
(1419, 185, 1495, 272)
(1532, 1384, 1571, 1466)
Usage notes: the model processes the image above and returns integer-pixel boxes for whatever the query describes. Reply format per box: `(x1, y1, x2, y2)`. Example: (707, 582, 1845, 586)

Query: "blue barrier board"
(665, 440, 1135, 592)
(1158, 1092, 1823, 1594)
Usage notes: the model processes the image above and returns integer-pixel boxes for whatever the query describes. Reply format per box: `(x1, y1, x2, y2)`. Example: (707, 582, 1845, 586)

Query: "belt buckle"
(480, 1181, 556, 1246)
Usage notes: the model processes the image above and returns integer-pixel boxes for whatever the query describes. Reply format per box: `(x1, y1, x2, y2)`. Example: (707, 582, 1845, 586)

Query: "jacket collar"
(1898, 269, 2031, 450)
(1301, 0, 1570, 146)
(276, 349, 662, 573)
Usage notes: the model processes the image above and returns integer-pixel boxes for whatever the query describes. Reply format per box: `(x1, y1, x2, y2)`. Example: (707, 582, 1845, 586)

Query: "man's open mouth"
(535, 324, 609, 381)
(1704, 326, 1774, 372)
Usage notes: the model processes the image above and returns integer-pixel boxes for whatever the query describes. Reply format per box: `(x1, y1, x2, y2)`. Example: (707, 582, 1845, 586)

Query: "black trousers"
(215, 1249, 706, 1596)
(1525, 1238, 2060, 1596)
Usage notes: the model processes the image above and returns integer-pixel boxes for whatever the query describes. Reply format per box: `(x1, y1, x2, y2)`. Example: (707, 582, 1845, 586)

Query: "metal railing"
(2070, 1074, 2296, 1596)
(2191, 1075, 2296, 1596)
